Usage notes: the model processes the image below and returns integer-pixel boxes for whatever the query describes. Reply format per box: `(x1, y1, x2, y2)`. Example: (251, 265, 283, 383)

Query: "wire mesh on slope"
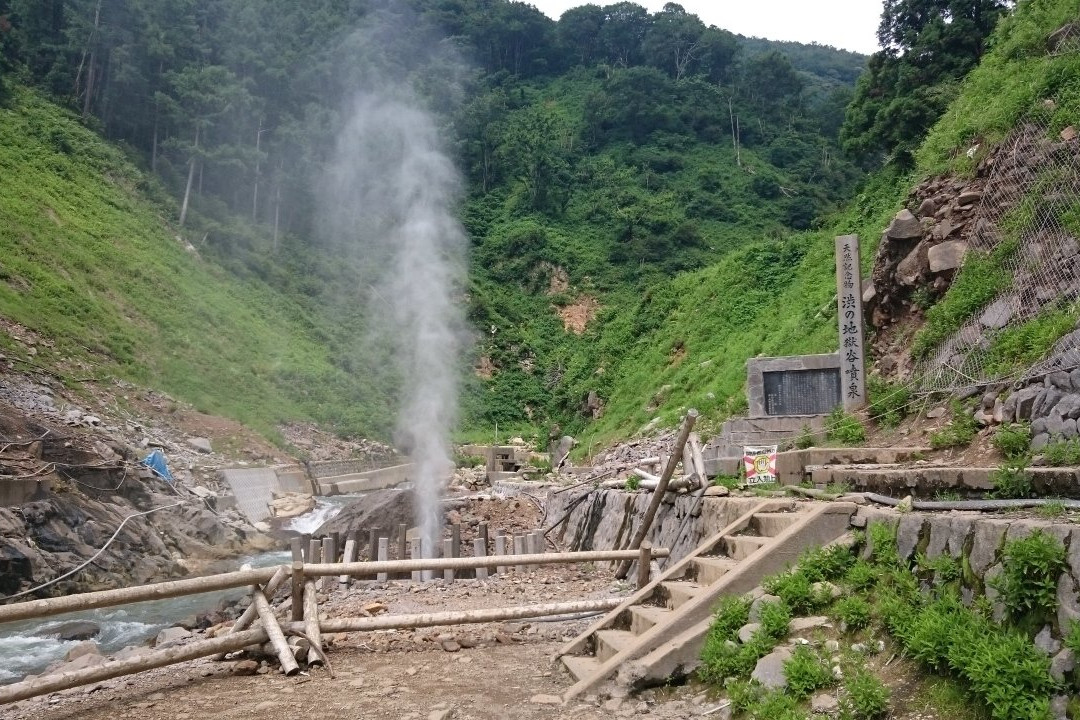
(916, 113, 1080, 394)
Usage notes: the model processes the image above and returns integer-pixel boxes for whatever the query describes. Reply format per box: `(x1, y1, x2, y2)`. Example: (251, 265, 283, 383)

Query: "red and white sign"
(743, 445, 778, 485)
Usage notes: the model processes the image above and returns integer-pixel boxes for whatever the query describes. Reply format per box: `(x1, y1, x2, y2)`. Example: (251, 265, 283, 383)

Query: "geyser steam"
(319, 92, 467, 559)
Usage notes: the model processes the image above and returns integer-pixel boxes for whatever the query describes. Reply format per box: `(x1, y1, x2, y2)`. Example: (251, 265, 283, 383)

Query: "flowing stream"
(0, 495, 362, 684)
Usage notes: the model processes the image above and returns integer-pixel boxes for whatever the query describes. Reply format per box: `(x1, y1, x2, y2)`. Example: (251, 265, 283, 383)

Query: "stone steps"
(556, 500, 857, 702)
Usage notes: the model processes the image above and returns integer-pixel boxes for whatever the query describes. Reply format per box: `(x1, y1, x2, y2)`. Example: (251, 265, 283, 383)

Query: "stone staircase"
(557, 499, 857, 702)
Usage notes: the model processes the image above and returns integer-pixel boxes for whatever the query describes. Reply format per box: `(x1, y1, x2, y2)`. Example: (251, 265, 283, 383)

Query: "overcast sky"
(529, 1, 884, 55)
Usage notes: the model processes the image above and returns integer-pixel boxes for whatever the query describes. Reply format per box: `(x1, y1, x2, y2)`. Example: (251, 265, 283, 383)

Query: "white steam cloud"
(318, 92, 467, 560)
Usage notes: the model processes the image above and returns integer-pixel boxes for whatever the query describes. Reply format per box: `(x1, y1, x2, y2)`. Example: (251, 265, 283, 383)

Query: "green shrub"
(725, 679, 760, 713)
(844, 560, 879, 593)
(990, 462, 1033, 499)
(992, 423, 1030, 461)
(795, 424, 816, 449)
(842, 669, 890, 719)
(833, 596, 872, 631)
(1065, 619, 1080, 656)
(867, 377, 911, 429)
(758, 598, 793, 640)
(826, 407, 867, 445)
(763, 570, 820, 615)
(929, 401, 979, 450)
(750, 690, 808, 720)
(916, 552, 962, 585)
(714, 474, 742, 490)
(984, 307, 1079, 377)
(798, 545, 856, 583)
(783, 645, 833, 699)
(1043, 438, 1080, 465)
(989, 530, 1067, 624)
(625, 475, 641, 491)
(452, 452, 487, 468)
(866, 521, 901, 568)
(1034, 500, 1067, 518)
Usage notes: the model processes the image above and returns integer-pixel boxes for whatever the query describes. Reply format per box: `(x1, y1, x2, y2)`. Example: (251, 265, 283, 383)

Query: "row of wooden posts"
(0, 544, 669, 706)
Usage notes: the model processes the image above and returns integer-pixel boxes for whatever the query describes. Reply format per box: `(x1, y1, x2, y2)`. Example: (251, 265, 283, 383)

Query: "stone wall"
(858, 506, 1080, 645)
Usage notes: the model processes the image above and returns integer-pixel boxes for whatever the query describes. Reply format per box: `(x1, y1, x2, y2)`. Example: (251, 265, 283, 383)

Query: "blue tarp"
(141, 449, 174, 484)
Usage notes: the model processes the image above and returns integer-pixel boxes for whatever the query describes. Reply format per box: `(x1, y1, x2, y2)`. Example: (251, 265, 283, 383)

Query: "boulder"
(1062, 126, 1078, 143)
(980, 297, 1015, 329)
(957, 190, 983, 206)
(154, 626, 193, 648)
(896, 241, 930, 286)
(928, 241, 968, 272)
(915, 198, 937, 218)
(269, 492, 316, 519)
(186, 437, 213, 454)
(886, 209, 923, 240)
(64, 641, 101, 662)
(41, 620, 101, 642)
(1015, 385, 1041, 421)
(1051, 394, 1080, 420)
(751, 646, 793, 690)
(316, 488, 414, 538)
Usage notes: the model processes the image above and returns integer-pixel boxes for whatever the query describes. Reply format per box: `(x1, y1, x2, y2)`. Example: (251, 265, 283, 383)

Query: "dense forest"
(0, 0, 1015, 443)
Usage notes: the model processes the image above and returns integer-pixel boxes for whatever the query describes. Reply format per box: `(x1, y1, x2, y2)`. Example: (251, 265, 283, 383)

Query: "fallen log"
(616, 409, 698, 579)
(213, 565, 289, 660)
(282, 598, 622, 634)
(303, 580, 324, 667)
(0, 627, 269, 705)
(299, 549, 669, 578)
(0, 566, 281, 624)
(253, 589, 299, 676)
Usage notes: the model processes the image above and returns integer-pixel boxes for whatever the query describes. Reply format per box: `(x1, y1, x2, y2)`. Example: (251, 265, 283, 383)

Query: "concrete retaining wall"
(307, 456, 400, 479)
(318, 463, 414, 495)
(703, 447, 932, 485)
(544, 489, 765, 563)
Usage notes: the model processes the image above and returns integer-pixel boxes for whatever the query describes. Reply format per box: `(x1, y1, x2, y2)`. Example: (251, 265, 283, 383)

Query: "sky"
(528, 1, 884, 55)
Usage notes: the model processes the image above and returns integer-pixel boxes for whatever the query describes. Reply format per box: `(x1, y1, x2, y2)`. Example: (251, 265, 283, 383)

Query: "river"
(0, 494, 359, 684)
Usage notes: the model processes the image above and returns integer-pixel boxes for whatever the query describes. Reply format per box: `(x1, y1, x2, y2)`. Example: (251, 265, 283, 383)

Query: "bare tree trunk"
(77, 0, 102, 119)
(179, 125, 199, 228)
(252, 119, 263, 221)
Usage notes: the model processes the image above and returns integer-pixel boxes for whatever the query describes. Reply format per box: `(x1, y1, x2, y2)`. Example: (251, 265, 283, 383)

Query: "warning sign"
(743, 445, 778, 485)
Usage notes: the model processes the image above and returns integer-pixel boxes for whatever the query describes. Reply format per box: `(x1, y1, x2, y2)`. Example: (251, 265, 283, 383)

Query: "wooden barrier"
(299, 549, 669, 578)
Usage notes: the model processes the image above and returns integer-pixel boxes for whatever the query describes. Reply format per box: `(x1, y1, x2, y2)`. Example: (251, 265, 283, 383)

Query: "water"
(0, 496, 363, 684)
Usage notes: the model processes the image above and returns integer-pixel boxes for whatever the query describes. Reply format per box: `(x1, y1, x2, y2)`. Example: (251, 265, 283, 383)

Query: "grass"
(0, 88, 395, 439)
(983, 305, 1078, 377)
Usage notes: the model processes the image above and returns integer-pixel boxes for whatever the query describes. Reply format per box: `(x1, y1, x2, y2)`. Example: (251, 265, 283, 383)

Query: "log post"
(513, 534, 526, 573)
(615, 409, 697, 579)
(301, 534, 312, 561)
(397, 523, 407, 561)
(290, 537, 305, 622)
(322, 536, 336, 588)
(689, 432, 707, 486)
(368, 528, 379, 560)
(637, 542, 653, 590)
(478, 522, 489, 550)
(450, 523, 461, 558)
(339, 538, 357, 586)
(252, 589, 299, 676)
(303, 581, 323, 667)
(410, 539, 423, 581)
(473, 538, 488, 580)
(443, 538, 455, 582)
(377, 537, 389, 582)
(494, 532, 506, 575)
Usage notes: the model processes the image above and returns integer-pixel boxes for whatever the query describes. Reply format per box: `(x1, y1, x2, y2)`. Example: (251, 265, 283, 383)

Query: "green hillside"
(0, 90, 394, 439)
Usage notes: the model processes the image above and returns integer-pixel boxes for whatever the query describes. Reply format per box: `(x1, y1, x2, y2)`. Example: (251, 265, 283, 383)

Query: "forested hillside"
(0, 0, 873, 443)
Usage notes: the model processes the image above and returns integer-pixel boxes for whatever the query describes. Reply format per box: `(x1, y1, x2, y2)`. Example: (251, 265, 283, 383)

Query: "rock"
(811, 582, 841, 600)
(916, 198, 937, 218)
(49, 652, 104, 674)
(862, 281, 876, 305)
(1062, 419, 1078, 439)
(529, 694, 562, 705)
(154, 626, 193, 648)
(186, 437, 213, 454)
(704, 485, 730, 497)
(980, 298, 1015, 329)
(232, 659, 259, 676)
(789, 617, 831, 632)
(1035, 387, 1065, 419)
(957, 190, 983, 206)
(1015, 385, 1041, 420)
(1050, 648, 1075, 682)
(1062, 126, 1078, 143)
(1048, 371, 1073, 392)
(440, 639, 461, 653)
(315, 488, 414, 538)
(1032, 433, 1051, 451)
(811, 693, 839, 715)
(749, 594, 782, 622)
(926, 407, 947, 419)
(887, 209, 923, 240)
(738, 623, 762, 644)
(363, 602, 388, 615)
(928, 241, 968, 272)
(64, 641, 101, 662)
(896, 241, 930, 285)
(896, 495, 914, 514)
(269, 492, 315, 519)
(751, 646, 792, 690)
(1034, 625, 1062, 656)
(428, 710, 454, 720)
(1050, 695, 1068, 720)
(42, 620, 100, 642)
(896, 516, 923, 559)
(1051, 394, 1080, 420)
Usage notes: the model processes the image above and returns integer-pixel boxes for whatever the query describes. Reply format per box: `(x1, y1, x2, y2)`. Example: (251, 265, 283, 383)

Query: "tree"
(599, 1, 649, 67)
(642, 3, 706, 80)
(556, 4, 606, 67)
(498, 102, 575, 212)
(841, 0, 1008, 166)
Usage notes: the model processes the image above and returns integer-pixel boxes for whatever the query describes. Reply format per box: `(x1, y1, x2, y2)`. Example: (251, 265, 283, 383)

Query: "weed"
(867, 377, 911, 428)
(725, 679, 760, 712)
(798, 545, 856, 583)
(783, 645, 833, 698)
(758, 598, 793, 640)
(625, 476, 641, 491)
(827, 407, 867, 445)
(992, 423, 1030, 461)
(844, 560, 879, 592)
(453, 453, 487, 468)
(1043, 437, 1080, 465)
(916, 552, 962, 584)
(763, 570, 818, 615)
(1034, 500, 1066, 518)
(933, 489, 962, 501)
(989, 530, 1067, 624)
(866, 521, 901, 568)
(1065, 619, 1080, 656)
(984, 306, 1079, 377)
(795, 424, 816, 449)
(990, 462, 1033, 499)
(911, 286, 936, 311)
(713, 474, 741, 490)
(929, 400, 979, 450)
(833, 596, 873, 631)
(842, 668, 890, 719)
(825, 481, 853, 496)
